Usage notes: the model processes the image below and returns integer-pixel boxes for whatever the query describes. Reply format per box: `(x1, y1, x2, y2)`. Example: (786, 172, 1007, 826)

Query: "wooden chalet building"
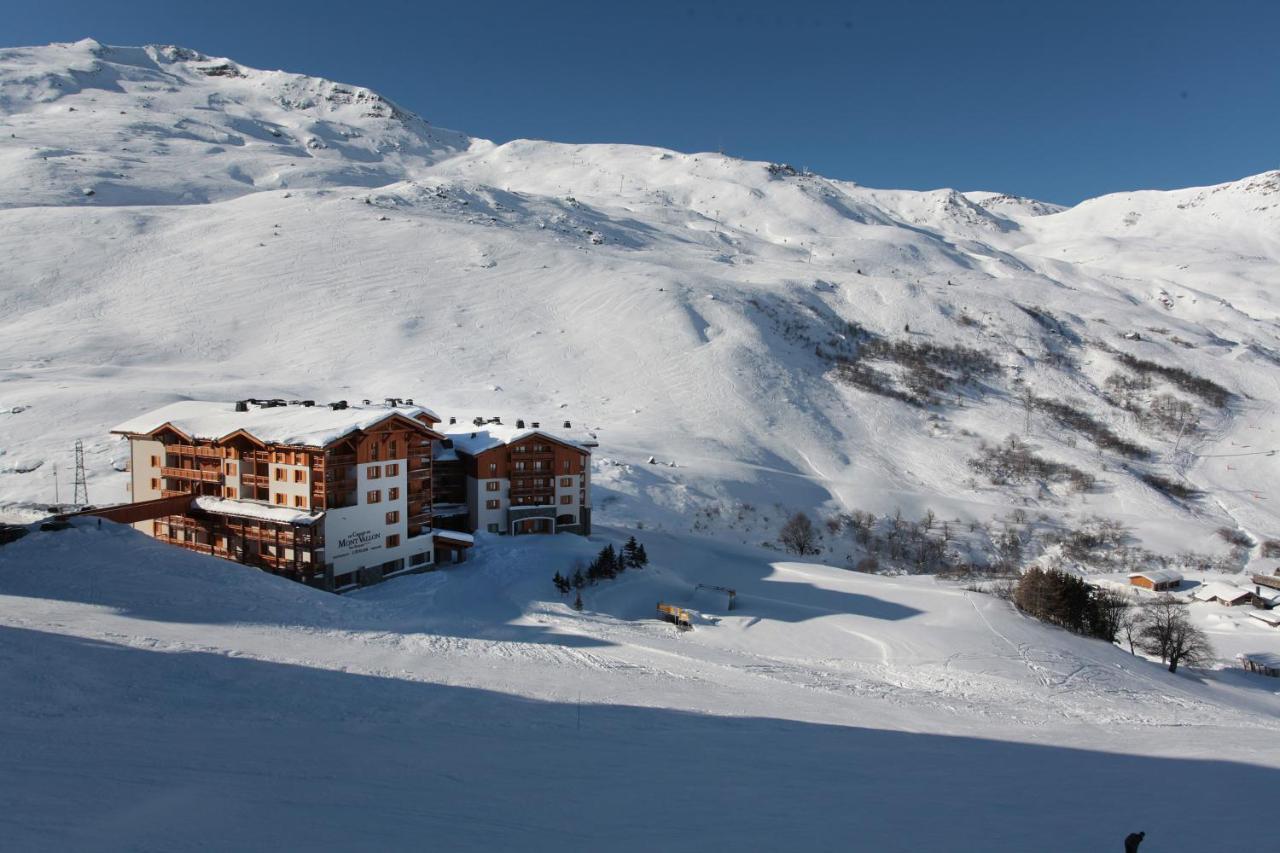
(448, 419, 594, 536)
(111, 399, 474, 589)
(1128, 569, 1183, 592)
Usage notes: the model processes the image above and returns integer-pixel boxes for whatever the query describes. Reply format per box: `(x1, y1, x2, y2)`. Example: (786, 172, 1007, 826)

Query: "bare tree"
(779, 512, 818, 555)
(1118, 603, 1144, 655)
(1137, 596, 1213, 673)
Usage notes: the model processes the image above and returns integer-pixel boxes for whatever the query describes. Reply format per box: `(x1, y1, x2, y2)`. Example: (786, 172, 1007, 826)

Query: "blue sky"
(4, 0, 1277, 204)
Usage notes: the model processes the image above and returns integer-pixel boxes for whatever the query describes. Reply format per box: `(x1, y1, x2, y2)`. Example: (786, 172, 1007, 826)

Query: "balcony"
(161, 467, 222, 483)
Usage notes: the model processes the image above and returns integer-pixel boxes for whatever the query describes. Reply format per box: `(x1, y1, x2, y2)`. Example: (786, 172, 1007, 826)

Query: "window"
(486, 481, 500, 492)
(561, 477, 572, 487)
(389, 440, 398, 457)
(485, 499, 500, 509)
(515, 445, 527, 453)
(366, 490, 382, 504)
(515, 461, 527, 472)
(293, 469, 305, 483)
(410, 552, 428, 567)
(225, 487, 236, 498)
(384, 463, 399, 477)
(274, 468, 285, 481)
(385, 511, 400, 524)
(274, 494, 286, 505)
(534, 461, 545, 471)
(488, 462, 497, 474)
(388, 487, 400, 500)
(150, 478, 160, 490)
(561, 495, 573, 504)
(149, 455, 160, 467)
(367, 465, 381, 479)
(487, 523, 500, 533)
(294, 495, 307, 508)
(225, 462, 236, 476)
(386, 534, 400, 548)
(563, 460, 571, 472)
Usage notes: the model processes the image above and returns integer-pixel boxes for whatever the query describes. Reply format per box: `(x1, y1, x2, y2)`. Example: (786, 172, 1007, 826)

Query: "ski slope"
(2, 519, 1278, 851)
(1, 39, 1279, 850)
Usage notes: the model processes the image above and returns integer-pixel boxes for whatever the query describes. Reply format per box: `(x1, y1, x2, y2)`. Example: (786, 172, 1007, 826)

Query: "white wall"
(128, 438, 164, 532)
(468, 475, 508, 534)
(324, 458, 431, 578)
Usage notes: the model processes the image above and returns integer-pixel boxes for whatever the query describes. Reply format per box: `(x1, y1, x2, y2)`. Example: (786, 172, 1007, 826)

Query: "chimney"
(531, 421, 540, 428)
(302, 400, 314, 407)
(385, 397, 397, 407)
(449, 416, 456, 425)
(235, 400, 249, 412)
(363, 399, 371, 405)
(563, 420, 571, 429)
(406, 398, 414, 405)
(492, 416, 502, 424)
(516, 419, 525, 429)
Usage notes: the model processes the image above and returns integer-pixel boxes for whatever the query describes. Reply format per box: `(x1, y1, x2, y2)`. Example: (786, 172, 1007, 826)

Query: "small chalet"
(1239, 652, 1280, 678)
(1128, 569, 1182, 592)
(1249, 610, 1280, 629)
(1192, 581, 1255, 607)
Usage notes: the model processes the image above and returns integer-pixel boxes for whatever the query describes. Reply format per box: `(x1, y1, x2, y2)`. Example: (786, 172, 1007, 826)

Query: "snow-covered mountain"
(3, 40, 1280, 851)
(2, 38, 1279, 568)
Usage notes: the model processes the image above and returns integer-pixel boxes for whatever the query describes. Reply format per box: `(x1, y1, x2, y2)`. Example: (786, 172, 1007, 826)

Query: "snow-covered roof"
(192, 496, 322, 526)
(1248, 610, 1280, 627)
(112, 400, 440, 448)
(1192, 581, 1253, 602)
(1239, 652, 1280, 667)
(446, 424, 589, 456)
(1129, 569, 1183, 584)
(433, 529, 474, 545)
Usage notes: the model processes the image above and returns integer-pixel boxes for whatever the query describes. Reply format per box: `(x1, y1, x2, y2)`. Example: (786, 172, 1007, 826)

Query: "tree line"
(553, 536, 649, 608)
(1013, 568, 1211, 673)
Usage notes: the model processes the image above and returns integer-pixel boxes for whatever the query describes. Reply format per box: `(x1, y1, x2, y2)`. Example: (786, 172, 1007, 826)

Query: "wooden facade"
(115, 405, 443, 587)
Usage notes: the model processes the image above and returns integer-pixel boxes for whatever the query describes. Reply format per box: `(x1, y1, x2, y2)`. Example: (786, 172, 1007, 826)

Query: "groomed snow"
(1, 519, 1277, 851)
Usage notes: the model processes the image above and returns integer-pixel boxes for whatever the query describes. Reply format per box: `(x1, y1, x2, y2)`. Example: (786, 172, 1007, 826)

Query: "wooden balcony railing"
(161, 467, 222, 483)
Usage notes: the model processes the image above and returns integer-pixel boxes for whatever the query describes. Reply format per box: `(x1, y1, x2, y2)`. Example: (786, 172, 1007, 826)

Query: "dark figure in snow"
(1124, 830, 1145, 853)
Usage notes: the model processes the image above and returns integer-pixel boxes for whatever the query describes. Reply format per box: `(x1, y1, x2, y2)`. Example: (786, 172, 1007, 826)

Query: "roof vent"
(470, 432, 477, 439)
(234, 400, 249, 412)
(516, 419, 525, 429)
(531, 421, 540, 428)
(302, 400, 315, 407)
(363, 399, 371, 405)
(492, 416, 502, 424)
(385, 397, 398, 407)
(563, 420, 571, 429)
(449, 416, 456, 425)
(472, 416, 485, 426)
(405, 398, 413, 405)
(328, 400, 348, 411)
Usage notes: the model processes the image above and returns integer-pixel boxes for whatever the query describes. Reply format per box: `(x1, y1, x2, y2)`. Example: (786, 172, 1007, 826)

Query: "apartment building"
(449, 423, 592, 536)
(110, 398, 471, 589)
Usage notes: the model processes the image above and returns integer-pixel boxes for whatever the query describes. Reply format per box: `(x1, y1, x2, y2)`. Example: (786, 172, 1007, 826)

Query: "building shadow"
(2, 623, 1274, 853)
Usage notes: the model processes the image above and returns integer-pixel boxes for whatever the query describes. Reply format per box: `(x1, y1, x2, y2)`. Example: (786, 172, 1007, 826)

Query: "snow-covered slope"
(3, 40, 1280, 850)
(2, 42, 1278, 574)
(0, 39, 472, 207)
(0, 44, 1278, 595)
(2, 519, 1277, 851)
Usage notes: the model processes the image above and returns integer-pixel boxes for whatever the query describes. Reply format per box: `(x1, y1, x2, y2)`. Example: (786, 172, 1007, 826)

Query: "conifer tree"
(622, 536, 639, 567)
(573, 591, 583, 611)
(635, 543, 649, 566)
